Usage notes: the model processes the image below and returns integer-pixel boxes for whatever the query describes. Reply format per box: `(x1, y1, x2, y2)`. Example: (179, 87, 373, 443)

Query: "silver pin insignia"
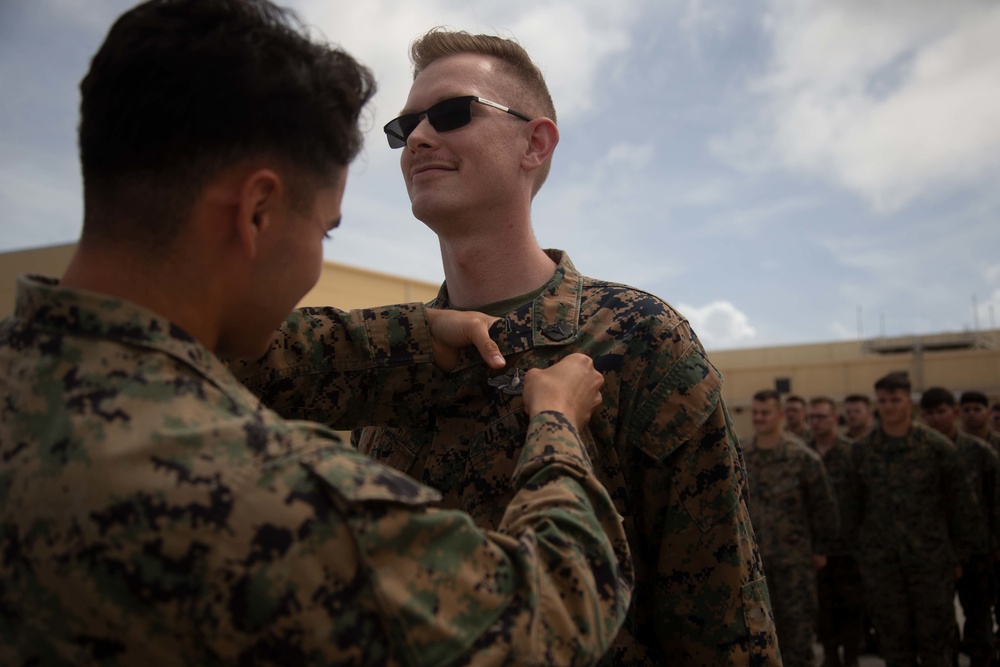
(487, 367, 525, 395)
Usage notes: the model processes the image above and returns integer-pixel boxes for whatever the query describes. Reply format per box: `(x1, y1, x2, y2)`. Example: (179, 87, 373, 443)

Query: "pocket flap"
(301, 447, 441, 507)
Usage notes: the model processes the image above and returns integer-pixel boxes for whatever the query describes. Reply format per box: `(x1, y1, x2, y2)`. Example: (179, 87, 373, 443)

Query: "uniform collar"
(435, 249, 584, 361)
(13, 275, 232, 388)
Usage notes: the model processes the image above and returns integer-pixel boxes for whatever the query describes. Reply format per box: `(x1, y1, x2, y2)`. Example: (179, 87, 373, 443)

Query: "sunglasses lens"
(384, 114, 416, 148)
(428, 98, 473, 133)
(383, 97, 475, 148)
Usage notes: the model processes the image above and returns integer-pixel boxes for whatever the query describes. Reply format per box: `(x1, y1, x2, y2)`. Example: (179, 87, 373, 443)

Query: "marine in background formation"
(921, 387, 1000, 667)
(842, 373, 984, 667)
(842, 394, 875, 441)
(807, 397, 865, 667)
(961, 391, 1000, 454)
(745, 389, 838, 667)
(783, 394, 813, 442)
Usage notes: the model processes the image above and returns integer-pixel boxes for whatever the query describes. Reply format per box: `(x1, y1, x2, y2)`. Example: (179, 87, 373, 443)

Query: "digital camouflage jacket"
(243, 250, 781, 666)
(0, 275, 632, 666)
(949, 431, 1000, 555)
(842, 422, 984, 569)
(745, 435, 839, 568)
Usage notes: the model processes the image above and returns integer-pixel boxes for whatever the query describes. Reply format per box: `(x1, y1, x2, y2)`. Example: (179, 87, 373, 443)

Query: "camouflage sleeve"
(200, 411, 632, 666)
(805, 454, 840, 556)
(230, 304, 439, 429)
(628, 338, 780, 664)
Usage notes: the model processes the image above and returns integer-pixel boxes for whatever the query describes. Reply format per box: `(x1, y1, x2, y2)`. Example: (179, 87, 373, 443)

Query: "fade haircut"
(80, 0, 376, 252)
(753, 389, 781, 404)
(874, 372, 911, 394)
(844, 394, 871, 406)
(784, 395, 806, 407)
(920, 387, 956, 411)
(409, 28, 557, 194)
(960, 391, 989, 407)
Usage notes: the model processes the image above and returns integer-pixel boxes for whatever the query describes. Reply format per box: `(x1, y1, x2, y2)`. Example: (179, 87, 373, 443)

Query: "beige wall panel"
(1, 244, 440, 317)
(297, 261, 439, 310)
(0, 244, 77, 317)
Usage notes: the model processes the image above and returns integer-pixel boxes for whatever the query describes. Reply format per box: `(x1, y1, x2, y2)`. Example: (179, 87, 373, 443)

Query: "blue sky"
(2, 0, 999, 349)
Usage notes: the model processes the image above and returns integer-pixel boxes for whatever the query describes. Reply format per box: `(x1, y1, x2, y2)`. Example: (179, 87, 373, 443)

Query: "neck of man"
(941, 424, 958, 442)
(60, 239, 222, 352)
(881, 419, 911, 438)
(436, 223, 557, 309)
(968, 424, 990, 439)
(754, 430, 783, 450)
(847, 425, 869, 439)
(813, 432, 837, 455)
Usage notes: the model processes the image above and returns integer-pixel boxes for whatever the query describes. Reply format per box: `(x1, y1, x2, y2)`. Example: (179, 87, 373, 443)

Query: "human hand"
(522, 354, 603, 430)
(426, 309, 505, 372)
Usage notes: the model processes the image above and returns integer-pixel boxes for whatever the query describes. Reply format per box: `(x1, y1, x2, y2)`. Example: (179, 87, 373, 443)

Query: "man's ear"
(235, 169, 283, 259)
(521, 117, 559, 173)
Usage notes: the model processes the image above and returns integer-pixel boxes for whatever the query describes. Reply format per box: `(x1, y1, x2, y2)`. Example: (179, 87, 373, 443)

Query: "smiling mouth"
(412, 165, 453, 177)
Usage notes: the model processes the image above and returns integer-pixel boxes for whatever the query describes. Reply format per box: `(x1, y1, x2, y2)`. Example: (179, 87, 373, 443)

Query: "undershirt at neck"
(451, 284, 548, 318)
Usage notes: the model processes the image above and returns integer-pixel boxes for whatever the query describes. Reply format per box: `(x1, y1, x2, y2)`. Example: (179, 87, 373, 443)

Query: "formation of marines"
(743, 378, 1000, 667)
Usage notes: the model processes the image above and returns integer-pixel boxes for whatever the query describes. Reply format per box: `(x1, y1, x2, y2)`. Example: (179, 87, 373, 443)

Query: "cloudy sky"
(2, 0, 999, 350)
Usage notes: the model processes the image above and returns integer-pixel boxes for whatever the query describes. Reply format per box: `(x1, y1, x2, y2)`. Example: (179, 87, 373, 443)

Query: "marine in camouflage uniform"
(243, 249, 781, 665)
(842, 376, 984, 667)
(960, 407, 1000, 653)
(959, 391, 1000, 457)
(921, 388, 1000, 667)
(807, 398, 865, 667)
(782, 396, 813, 443)
(744, 391, 838, 667)
(949, 430, 999, 667)
(0, 277, 633, 665)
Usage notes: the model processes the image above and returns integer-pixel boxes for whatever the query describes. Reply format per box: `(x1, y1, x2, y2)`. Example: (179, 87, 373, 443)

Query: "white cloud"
(712, 1, 1000, 213)
(295, 0, 639, 125)
(977, 264, 1000, 330)
(829, 320, 858, 342)
(677, 300, 757, 349)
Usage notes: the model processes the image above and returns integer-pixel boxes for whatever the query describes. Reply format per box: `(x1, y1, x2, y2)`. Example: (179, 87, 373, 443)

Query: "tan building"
(0, 243, 439, 316)
(713, 332, 1000, 439)
(4, 243, 999, 442)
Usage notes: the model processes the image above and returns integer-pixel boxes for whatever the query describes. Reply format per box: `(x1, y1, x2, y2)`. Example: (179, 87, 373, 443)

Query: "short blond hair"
(410, 28, 557, 192)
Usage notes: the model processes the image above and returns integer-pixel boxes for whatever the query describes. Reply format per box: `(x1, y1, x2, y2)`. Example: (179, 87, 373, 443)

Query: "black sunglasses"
(383, 96, 532, 149)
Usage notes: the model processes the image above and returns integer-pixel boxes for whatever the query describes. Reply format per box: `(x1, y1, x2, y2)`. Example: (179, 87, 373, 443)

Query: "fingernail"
(492, 354, 506, 367)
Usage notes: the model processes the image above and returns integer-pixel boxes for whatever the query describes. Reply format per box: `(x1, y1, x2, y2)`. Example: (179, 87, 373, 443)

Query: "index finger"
(472, 316, 505, 369)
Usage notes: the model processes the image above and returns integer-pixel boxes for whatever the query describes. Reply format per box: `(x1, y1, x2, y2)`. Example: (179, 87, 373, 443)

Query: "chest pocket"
(764, 475, 802, 511)
(354, 426, 427, 477)
(891, 446, 941, 505)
